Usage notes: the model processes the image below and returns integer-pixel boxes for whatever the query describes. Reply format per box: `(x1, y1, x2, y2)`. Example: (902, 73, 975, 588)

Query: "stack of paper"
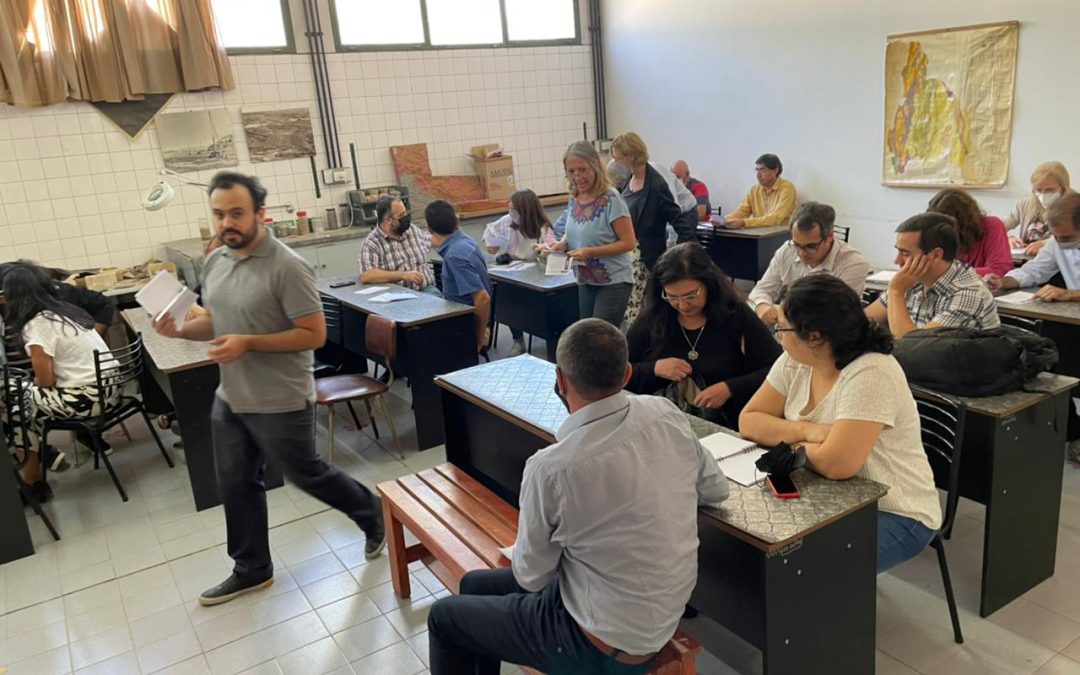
(545, 252, 573, 276)
(699, 432, 767, 487)
(867, 270, 897, 284)
(368, 292, 414, 303)
(995, 290, 1036, 304)
(134, 271, 197, 326)
(355, 286, 388, 295)
(1011, 246, 1029, 257)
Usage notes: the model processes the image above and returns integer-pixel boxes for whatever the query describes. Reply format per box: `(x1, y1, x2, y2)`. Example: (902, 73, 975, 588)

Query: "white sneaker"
(509, 338, 526, 357)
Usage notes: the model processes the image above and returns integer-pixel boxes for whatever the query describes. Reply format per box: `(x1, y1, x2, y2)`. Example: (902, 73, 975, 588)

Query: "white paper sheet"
(699, 432, 766, 487)
(867, 270, 897, 284)
(699, 432, 758, 461)
(368, 292, 415, 303)
(545, 252, 573, 275)
(354, 286, 388, 295)
(995, 290, 1036, 304)
(134, 271, 197, 326)
(492, 261, 530, 271)
(498, 545, 514, 560)
(1011, 247, 1029, 257)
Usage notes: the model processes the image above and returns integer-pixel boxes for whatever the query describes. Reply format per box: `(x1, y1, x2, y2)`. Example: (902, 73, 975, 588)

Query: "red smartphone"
(767, 474, 801, 499)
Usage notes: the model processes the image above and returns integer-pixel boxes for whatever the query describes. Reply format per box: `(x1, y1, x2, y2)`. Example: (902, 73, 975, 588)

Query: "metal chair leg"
(138, 409, 174, 468)
(326, 405, 336, 464)
(119, 420, 133, 442)
(932, 536, 964, 644)
(87, 428, 127, 502)
(69, 431, 82, 468)
(376, 395, 403, 460)
(15, 473, 60, 540)
(363, 399, 380, 438)
(345, 401, 364, 430)
(528, 335, 533, 353)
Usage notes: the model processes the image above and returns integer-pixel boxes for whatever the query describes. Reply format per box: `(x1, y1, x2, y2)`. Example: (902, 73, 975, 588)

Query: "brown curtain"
(0, 0, 234, 107)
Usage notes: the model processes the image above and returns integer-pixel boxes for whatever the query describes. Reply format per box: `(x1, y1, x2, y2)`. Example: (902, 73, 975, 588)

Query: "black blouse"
(626, 303, 783, 423)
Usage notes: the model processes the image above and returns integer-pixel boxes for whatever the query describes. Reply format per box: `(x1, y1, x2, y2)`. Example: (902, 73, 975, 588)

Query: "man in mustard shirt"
(724, 153, 797, 229)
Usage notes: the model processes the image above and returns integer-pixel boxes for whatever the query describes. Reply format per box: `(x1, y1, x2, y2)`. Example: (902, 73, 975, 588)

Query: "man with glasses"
(722, 153, 797, 229)
(358, 195, 439, 294)
(748, 202, 870, 326)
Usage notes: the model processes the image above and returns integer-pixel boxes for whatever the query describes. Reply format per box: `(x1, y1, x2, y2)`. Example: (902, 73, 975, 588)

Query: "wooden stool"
(377, 463, 701, 674)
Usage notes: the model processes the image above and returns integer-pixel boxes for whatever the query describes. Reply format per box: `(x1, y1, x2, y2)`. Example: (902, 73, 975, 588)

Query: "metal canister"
(325, 207, 339, 230)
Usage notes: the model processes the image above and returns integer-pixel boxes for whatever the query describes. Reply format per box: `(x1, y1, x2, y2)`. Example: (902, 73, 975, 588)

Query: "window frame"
(216, 0, 297, 55)
(330, 0, 581, 53)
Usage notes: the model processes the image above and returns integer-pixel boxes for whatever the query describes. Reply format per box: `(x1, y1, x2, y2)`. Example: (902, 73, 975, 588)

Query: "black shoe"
(28, 481, 53, 504)
(198, 573, 274, 606)
(682, 604, 699, 619)
(364, 508, 386, 560)
(76, 431, 113, 456)
(42, 445, 69, 472)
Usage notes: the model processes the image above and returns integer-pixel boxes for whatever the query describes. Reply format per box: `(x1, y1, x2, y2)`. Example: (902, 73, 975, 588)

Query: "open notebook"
(699, 432, 767, 487)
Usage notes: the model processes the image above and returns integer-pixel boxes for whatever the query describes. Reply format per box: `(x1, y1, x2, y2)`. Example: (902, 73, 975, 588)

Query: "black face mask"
(393, 214, 412, 235)
(553, 381, 570, 413)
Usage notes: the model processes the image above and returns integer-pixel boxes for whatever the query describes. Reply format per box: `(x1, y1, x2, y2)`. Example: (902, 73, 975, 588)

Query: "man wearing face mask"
(986, 192, 1080, 302)
(426, 318, 728, 674)
(358, 195, 439, 294)
(864, 212, 1000, 338)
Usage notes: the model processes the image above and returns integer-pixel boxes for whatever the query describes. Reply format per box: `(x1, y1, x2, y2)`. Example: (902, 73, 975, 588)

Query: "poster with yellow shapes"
(883, 21, 1018, 188)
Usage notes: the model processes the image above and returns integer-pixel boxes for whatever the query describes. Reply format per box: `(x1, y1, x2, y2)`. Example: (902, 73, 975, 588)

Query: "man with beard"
(358, 195, 439, 294)
(153, 171, 385, 606)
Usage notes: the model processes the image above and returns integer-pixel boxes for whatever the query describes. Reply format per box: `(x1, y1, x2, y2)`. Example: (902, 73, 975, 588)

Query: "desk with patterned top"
(435, 355, 886, 675)
(487, 263, 578, 362)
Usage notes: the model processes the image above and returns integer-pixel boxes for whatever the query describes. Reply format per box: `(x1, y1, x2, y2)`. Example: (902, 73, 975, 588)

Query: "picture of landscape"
(242, 107, 317, 163)
(156, 109, 238, 172)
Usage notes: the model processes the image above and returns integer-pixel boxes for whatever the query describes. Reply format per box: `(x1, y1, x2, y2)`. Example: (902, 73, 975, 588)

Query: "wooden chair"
(39, 335, 174, 502)
(911, 385, 966, 644)
(378, 463, 702, 674)
(3, 365, 59, 540)
(315, 313, 402, 462)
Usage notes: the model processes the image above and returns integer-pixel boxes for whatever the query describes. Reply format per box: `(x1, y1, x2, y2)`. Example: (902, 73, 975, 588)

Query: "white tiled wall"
(0, 46, 595, 270)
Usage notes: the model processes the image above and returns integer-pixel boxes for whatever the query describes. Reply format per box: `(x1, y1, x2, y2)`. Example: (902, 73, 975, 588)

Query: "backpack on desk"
(893, 325, 1058, 397)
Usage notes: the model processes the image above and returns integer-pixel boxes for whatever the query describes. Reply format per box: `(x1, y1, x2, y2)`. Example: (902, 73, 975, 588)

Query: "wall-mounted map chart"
(883, 21, 1018, 188)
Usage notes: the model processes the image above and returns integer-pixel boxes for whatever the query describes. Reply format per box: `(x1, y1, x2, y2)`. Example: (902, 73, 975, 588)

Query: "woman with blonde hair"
(546, 141, 636, 326)
(1005, 161, 1074, 256)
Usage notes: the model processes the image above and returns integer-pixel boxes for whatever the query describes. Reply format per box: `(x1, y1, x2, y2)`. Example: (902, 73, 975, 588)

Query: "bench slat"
(434, 463, 521, 528)
(418, 469, 518, 547)
(377, 481, 489, 581)
(398, 474, 508, 569)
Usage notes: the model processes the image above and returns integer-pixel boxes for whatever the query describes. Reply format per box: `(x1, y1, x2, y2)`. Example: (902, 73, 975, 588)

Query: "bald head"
(671, 160, 690, 185)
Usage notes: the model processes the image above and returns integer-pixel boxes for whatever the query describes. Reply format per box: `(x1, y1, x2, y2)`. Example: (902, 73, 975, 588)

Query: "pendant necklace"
(680, 321, 706, 361)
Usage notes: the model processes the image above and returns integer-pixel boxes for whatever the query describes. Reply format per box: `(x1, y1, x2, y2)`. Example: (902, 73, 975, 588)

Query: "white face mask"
(509, 209, 521, 225)
(1057, 238, 1080, 250)
(1037, 191, 1061, 209)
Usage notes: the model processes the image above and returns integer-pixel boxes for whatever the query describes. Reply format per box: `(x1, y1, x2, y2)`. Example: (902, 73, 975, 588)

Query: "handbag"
(658, 373, 731, 426)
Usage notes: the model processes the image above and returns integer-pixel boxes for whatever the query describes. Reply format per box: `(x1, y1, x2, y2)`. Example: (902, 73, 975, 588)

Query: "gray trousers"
(578, 283, 633, 329)
(211, 397, 380, 579)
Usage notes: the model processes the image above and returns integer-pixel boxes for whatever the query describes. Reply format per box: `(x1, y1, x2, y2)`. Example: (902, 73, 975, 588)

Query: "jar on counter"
(297, 211, 310, 235)
(325, 207, 339, 230)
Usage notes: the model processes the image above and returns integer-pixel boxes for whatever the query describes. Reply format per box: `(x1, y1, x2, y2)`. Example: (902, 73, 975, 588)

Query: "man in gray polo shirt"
(154, 171, 384, 606)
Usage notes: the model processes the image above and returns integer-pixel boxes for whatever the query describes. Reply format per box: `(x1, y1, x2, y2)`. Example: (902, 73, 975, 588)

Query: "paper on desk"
(996, 290, 1036, 304)
(498, 544, 514, 560)
(354, 286, 388, 295)
(1011, 247, 1029, 257)
(867, 270, 897, 284)
(368, 292, 415, 303)
(545, 252, 573, 275)
(134, 271, 197, 326)
(492, 261, 531, 271)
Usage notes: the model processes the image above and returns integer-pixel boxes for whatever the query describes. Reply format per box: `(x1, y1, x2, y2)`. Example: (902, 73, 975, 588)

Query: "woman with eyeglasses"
(626, 243, 781, 427)
(739, 274, 941, 572)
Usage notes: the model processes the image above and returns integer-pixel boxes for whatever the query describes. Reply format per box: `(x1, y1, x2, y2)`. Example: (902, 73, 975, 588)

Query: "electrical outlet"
(322, 168, 352, 185)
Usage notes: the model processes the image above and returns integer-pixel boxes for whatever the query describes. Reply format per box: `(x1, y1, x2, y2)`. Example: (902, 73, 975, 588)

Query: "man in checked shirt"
(358, 195, 441, 295)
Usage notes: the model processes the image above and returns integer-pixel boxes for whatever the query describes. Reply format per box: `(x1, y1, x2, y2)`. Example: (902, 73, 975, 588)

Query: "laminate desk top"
(122, 309, 213, 374)
(956, 372, 1079, 418)
(488, 263, 577, 291)
(996, 294, 1080, 326)
(436, 355, 888, 553)
(317, 276, 473, 328)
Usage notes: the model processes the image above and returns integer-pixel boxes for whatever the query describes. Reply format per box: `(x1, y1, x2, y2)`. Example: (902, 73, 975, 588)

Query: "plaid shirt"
(357, 226, 435, 291)
(880, 260, 1000, 329)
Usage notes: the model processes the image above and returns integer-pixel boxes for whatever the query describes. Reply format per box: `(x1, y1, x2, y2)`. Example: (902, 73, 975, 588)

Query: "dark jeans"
(211, 397, 380, 579)
(877, 511, 936, 573)
(578, 283, 633, 329)
(427, 568, 656, 675)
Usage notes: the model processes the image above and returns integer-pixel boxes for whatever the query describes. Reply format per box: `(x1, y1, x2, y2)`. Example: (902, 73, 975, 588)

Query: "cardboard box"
(147, 261, 177, 276)
(468, 144, 515, 200)
(83, 269, 121, 292)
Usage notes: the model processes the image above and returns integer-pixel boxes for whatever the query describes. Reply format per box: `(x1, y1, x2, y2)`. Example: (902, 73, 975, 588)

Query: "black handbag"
(657, 373, 732, 426)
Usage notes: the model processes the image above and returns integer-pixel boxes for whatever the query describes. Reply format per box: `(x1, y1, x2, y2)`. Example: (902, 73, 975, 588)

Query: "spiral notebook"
(700, 432, 767, 487)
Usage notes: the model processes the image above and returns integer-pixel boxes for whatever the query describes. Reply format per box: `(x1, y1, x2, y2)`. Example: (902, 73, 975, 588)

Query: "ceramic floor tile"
(314, 592, 381, 635)
(193, 604, 261, 652)
(238, 660, 283, 675)
(349, 642, 425, 675)
(135, 627, 202, 674)
(203, 629, 277, 675)
(66, 601, 127, 643)
(383, 595, 436, 639)
(129, 604, 193, 649)
(1037, 655, 1080, 675)
(118, 563, 176, 599)
(405, 631, 431, 667)
(288, 552, 346, 588)
(247, 588, 313, 631)
(157, 654, 213, 675)
(110, 545, 168, 577)
(62, 581, 121, 617)
(276, 636, 349, 675)
(2, 597, 65, 636)
(301, 571, 362, 609)
(69, 625, 133, 671)
(263, 611, 329, 657)
(332, 615, 404, 662)
(72, 650, 140, 675)
(5, 644, 72, 675)
(123, 580, 183, 622)
(2, 618, 70, 664)
(1065, 634, 1080, 662)
(989, 598, 1080, 652)
(367, 579, 430, 614)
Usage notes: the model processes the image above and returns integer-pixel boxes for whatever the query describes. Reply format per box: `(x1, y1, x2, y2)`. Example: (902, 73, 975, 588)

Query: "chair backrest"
(911, 385, 966, 539)
(999, 313, 1043, 335)
(322, 295, 343, 344)
(365, 314, 397, 363)
(93, 334, 146, 409)
(2, 365, 33, 464)
(833, 225, 851, 243)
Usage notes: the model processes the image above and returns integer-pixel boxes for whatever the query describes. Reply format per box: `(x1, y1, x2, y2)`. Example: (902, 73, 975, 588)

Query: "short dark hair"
(895, 212, 959, 261)
(782, 275, 893, 370)
(424, 199, 459, 235)
(375, 195, 401, 225)
(756, 153, 782, 175)
(207, 171, 267, 211)
(926, 189, 985, 252)
(1048, 191, 1080, 232)
(556, 318, 628, 399)
(790, 201, 835, 237)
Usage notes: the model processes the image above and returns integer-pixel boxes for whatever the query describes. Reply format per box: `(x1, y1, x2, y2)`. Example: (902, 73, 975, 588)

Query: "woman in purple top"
(927, 189, 1013, 277)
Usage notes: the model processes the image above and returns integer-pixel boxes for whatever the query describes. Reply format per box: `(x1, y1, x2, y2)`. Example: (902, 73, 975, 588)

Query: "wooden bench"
(377, 462, 702, 674)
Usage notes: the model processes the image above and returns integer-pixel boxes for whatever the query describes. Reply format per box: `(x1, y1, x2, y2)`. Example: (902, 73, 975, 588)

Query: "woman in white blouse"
(739, 274, 941, 572)
(483, 188, 557, 355)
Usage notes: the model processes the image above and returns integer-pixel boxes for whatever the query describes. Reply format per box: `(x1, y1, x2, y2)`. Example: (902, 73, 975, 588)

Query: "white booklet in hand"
(700, 432, 767, 487)
(135, 271, 197, 326)
(545, 252, 573, 276)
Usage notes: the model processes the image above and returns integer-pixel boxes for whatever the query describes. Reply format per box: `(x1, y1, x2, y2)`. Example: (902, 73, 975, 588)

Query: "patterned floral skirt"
(623, 247, 650, 328)
(7, 380, 118, 451)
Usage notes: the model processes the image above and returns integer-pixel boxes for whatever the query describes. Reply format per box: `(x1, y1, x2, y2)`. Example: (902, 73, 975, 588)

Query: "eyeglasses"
(661, 289, 702, 304)
(771, 325, 797, 336)
(789, 239, 827, 253)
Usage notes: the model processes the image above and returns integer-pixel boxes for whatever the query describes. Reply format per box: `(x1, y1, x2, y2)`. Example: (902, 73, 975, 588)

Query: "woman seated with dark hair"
(626, 243, 781, 427)
(927, 188, 1013, 277)
(739, 275, 941, 572)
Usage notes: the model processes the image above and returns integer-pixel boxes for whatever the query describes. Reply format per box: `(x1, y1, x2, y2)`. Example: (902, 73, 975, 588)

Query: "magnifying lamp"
(141, 168, 295, 214)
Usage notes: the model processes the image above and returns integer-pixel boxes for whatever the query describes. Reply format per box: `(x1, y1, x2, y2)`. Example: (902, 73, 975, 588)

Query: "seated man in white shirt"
(985, 191, 1080, 302)
(749, 201, 870, 326)
(426, 318, 729, 675)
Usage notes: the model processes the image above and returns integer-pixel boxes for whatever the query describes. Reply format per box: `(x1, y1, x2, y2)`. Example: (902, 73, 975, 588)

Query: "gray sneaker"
(364, 508, 386, 560)
(198, 573, 273, 606)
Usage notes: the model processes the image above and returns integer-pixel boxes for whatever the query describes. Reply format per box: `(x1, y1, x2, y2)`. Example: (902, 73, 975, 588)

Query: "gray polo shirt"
(201, 232, 322, 413)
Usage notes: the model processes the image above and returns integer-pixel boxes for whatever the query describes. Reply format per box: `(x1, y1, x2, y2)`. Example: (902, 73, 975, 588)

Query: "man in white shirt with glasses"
(749, 201, 871, 326)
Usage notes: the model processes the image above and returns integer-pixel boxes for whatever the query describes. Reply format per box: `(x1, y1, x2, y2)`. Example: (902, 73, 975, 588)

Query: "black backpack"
(892, 325, 1059, 397)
